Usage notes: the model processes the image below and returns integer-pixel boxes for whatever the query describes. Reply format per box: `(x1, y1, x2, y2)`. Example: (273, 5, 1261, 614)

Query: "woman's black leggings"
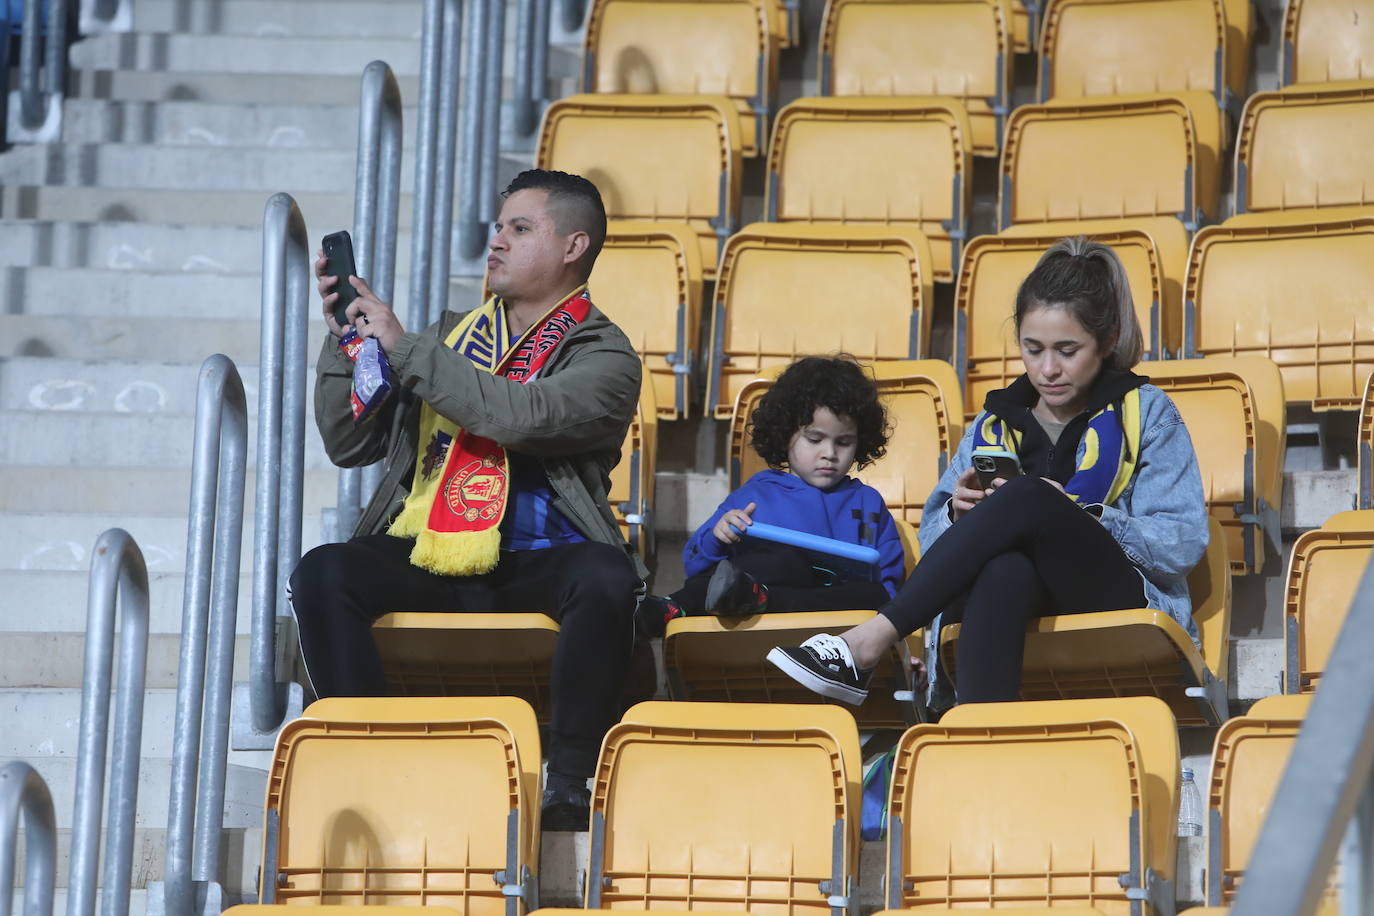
(881, 475, 1146, 704)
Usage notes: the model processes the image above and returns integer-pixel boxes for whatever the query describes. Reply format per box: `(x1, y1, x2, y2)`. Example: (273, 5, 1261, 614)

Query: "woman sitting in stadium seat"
(767, 236, 1209, 706)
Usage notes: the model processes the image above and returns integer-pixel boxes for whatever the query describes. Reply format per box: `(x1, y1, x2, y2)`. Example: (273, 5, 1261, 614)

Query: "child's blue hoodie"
(683, 469, 906, 597)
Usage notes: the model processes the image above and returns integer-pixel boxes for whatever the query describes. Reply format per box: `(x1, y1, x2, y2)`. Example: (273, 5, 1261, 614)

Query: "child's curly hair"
(748, 355, 891, 471)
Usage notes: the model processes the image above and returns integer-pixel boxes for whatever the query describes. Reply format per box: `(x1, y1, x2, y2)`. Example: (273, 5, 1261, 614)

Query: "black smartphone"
(973, 450, 1022, 490)
(321, 230, 359, 327)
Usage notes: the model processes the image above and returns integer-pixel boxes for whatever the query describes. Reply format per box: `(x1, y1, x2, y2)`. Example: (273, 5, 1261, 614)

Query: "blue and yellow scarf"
(972, 387, 1142, 506)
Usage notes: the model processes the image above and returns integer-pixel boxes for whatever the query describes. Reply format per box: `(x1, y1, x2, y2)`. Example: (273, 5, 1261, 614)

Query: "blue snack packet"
(338, 329, 393, 423)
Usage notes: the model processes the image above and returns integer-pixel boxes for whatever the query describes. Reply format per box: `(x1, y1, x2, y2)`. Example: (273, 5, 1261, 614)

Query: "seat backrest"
(954, 229, 1168, 414)
(708, 223, 936, 416)
(590, 221, 702, 419)
(1235, 82, 1374, 215)
(942, 697, 1180, 893)
(820, 0, 1009, 105)
(1206, 700, 1310, 905)
(1000, 95, 1201, 229)
(268, 697, 540, 913)
(888, 715, 1151, 913)
(1282, 0, 1374, 85)
(585, 0, 774, 102)
(1143, 357, 1286, 574)
(1184, 213, 1374, 410)
(587, 710, 854, 916)
(538, 94, 741, 228)
(1191, 516, 1232, 685)
(1283, 525, 1374, 693)
(1040, 0, 1226, 103)
(729, 359, 963, 524)
(767, 97, 971, 228)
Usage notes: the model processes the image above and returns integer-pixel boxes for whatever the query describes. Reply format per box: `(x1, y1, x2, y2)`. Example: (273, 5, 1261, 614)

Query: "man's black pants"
(288, 535, 640, 778)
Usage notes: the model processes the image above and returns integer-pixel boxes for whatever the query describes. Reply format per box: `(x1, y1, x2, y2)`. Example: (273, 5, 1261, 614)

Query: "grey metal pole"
(456, 0, 490, 261)
(478, 0, 507, 222)
(16, 0, 42, 126)
(250, 193, 308, 735)
(531, 0, 551, 131)
(44, 0, 68, 98)
(0, 762, 56, 916)
(1231, 553, 1374, 916)
(163, 355, 247, 916)
(427, 0, 463, 324)
(67, 529, 149, 916)
(512, 0, 538, 137)
(408, 0, 444, 328)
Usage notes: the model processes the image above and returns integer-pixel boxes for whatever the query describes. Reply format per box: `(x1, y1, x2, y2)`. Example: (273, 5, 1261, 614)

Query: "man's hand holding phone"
(316, 240, 405, 355)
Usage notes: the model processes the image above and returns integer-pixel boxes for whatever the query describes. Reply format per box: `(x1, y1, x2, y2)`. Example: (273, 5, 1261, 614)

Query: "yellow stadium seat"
(537, 94, 743, 278)
(1038, 0, 1234, 113)
(1000, 92, 1221, 231)
(939, 515, 1232, 726)
(954, 228, 1173, 416)
(585, 703, 859, 916)
(1003, 215, 1191, 347)
(728, 360, 963, 524)
(372, 613, 561, 719)
(765, 0, 800, 46)
(766, 96, 973, 281)
(620, 701, 864, 848)
(607, 367, 658, 559)
(942, 696, 1181, 903)
(1184, 212, 1374, 410)
(1235, 81, 1374, 216)
(1363, 372, 1374, 509)
(260, 697, 540, 914)
(228, 907, 462, 916)
(1321, 508, 1374, 531)
(1282, 0, 1374, 85)
(876, 910, 1111, 915)
(1282, 523, 1373, 694)
(582, 0, 778, 156)
(590, 220, 703, 419)
(886, 699, 1176, 913)
(819, 0, 1012, 156)
(706, 223, 937, 418)
(1204, 695, 1312, 906)
(1144, 357, 1285, 574)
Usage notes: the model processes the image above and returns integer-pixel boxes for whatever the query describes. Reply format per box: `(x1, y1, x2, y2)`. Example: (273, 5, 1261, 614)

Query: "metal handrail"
(237, 193, 309, 744)
(160, 355, 248, 916)
(410, 0, 463, 329)
(7, 0, 67, 142)
(1231, 553, 1374, 916)
(0, 763, 56, 916)
(512, 0, 553, 137)
(336, 61, 405, 537)
(68, 529, 149, 916)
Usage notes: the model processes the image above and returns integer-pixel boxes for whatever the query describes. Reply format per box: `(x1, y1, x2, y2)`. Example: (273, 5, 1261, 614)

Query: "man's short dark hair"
(503, 169, 607, 279)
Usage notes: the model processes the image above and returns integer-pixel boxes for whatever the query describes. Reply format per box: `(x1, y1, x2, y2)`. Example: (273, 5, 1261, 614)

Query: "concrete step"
(0, 632, 254, 689)
(0, 510, 325, 573)
(3, 316, 263, 364)
(0, 185, 423, 232)
(8, 825, 261, 894)
(1, 358, 276, 415)
(3, 756, 264, 829)
(1, 688, 275, 768)
(1, 266, 483, 322)
(132, 0, 427, 37)
(65, 62, 577, 106)
(69, 32, 429, 77)
(11, 887, 151, 916)
(0, 465, 340, 515)
(0, 568, 259, 635)
(0, 221, 497, 283)
(58, 98, 420, 149)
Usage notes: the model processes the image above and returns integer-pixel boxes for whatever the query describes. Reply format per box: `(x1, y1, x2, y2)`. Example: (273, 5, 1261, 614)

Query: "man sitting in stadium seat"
(289, 168, 644, 831)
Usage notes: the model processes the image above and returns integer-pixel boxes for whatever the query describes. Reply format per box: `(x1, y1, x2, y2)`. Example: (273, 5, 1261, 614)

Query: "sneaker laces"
(806, 634, 855, 669)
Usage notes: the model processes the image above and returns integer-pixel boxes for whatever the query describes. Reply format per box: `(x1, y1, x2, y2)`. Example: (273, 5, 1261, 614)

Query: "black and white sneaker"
(766, 634, 873, 705)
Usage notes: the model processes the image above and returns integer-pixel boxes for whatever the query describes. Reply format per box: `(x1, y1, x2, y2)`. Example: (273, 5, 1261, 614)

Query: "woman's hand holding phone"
(950, 467, 998, 520)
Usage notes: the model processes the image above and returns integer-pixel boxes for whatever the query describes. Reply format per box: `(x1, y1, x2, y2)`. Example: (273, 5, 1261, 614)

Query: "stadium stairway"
(0, 0, 579, 911)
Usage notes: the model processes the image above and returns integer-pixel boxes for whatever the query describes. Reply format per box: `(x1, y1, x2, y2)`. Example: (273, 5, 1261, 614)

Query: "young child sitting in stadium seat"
(636, 354, 905, 637)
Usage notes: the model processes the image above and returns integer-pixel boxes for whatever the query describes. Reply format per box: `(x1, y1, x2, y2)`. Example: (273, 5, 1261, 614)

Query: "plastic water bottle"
(1178, 767, 1203, 837)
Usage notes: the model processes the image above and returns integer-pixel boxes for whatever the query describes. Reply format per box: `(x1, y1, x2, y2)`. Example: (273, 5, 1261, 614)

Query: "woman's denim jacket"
(918, 383, 1210, 642)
